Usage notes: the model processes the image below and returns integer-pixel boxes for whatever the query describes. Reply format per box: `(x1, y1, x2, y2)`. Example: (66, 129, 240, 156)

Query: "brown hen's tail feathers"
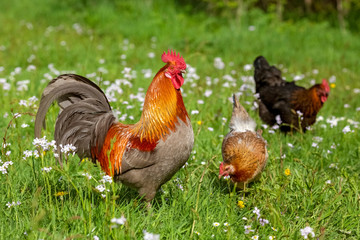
(34, 74, 116, 160)
(229, 94, 256, 133)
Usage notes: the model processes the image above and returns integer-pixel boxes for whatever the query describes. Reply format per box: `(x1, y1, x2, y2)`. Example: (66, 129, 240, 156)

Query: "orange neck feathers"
(97, 64, 189, 176)
(291, 87, 322, 116)
(131, 64, 189, 143)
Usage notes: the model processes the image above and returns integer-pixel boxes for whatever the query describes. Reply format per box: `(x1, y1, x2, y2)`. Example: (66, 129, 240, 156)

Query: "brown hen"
(219, 95, 268, 189)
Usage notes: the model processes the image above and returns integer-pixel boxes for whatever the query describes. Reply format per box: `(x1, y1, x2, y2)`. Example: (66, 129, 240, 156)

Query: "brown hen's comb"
(161, 49, 186, 69)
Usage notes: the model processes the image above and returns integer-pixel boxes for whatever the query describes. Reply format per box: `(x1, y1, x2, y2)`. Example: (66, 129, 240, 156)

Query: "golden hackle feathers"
(98, 65, 189, 175)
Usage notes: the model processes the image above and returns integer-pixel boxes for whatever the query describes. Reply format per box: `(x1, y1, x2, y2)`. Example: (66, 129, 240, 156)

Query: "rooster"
(253, 56, 330, 132)
(219, 95, 268, 189)
(35, 50, 194, 201)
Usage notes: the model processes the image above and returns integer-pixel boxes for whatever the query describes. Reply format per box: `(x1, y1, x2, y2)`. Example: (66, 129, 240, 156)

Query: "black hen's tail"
(253, 56, 285, 92)
(34, 74, 116, 161)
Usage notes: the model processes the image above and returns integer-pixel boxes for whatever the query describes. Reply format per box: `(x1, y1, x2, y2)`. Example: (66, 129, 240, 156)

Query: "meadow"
(0, 0, 359, 239)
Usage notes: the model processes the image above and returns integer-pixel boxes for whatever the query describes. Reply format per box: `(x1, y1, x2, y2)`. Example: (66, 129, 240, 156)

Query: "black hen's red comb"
(161, 49, 186, 69)
(321, 79, 330, 93)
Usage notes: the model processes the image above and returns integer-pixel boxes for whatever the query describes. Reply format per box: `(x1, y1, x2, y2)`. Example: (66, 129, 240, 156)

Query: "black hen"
(253, 56, 330, 132)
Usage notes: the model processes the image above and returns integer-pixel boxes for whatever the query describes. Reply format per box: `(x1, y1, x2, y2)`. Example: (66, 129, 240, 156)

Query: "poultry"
(253, 56, 330, 132)
(34, 50, 194, 201)
(219, 94, 268, 189)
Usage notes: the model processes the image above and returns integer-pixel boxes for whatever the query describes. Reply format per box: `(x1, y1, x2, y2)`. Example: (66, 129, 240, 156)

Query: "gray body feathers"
(34, 74, 116, 160)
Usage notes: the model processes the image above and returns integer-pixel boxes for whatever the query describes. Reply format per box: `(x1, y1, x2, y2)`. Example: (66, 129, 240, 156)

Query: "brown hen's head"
(162, 49, 187, 90)
(317, 79, 330, 103)
(218, 162, 234, 179)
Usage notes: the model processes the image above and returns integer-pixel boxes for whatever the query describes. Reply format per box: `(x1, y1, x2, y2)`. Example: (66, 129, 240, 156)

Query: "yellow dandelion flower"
(197, 121, 202, 125)
(54, 191, 68, 197)
(237, 200, 245, 208)
(330, 83, 336, 88)
(284, 168, 291, 176)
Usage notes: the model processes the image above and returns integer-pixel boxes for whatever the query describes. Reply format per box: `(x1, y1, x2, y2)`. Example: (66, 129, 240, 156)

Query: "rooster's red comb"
(161, 49, 186, 69)
(321, 79, 330, 93)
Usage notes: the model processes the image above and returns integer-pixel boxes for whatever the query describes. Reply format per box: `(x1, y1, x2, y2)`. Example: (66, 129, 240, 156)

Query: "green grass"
(1, 0, 360, 239)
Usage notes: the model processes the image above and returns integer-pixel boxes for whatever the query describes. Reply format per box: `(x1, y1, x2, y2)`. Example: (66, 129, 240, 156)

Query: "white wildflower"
(342, 125, 352, 134)
(248, 25, 256, 31)
(293, 74, 304, 81)
(329, 163, 339, 169)
(329, 75, 336, 83)
(41, 167, 52, 173)
(177, 184, 184, 191)
(312, 136, 323, 142)
(300, 226, 315, 239)
(212, 222, 220, 227)
(17, 80, 30, 91)
(23, 150, 33, 159)
(60, 144, 76, 155)
(111, 215, 126, 225)
(95, 185, 106, 193)
(33, 150, 39, 158)
(253, 207, 261, 219)
(82, 173, 92, 180)
(243, 64, 252, 71)
(244, 225, 254, 234)
(101, 175, 113, 184)
(191, 110, 199, 115)
(259, 218, 269, 226)
(204, 90, 212, 97)
(214, 57, 225, 70)
(143, 230, 160, 240)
